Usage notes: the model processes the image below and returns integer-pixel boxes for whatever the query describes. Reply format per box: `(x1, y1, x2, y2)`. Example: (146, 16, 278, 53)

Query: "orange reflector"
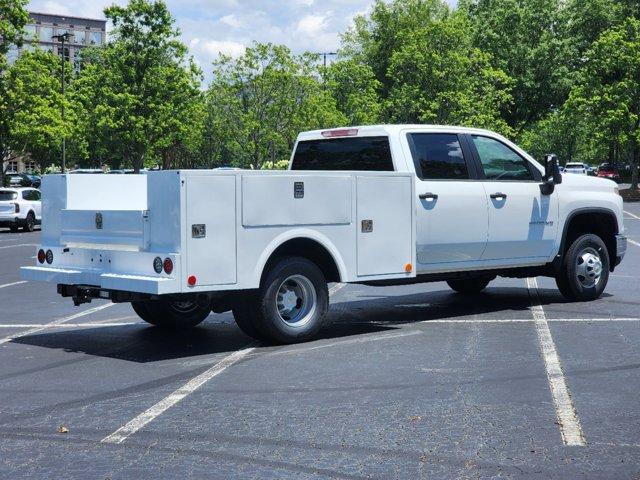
(405, 263, 413, 273)
(187, 275, 197, 286)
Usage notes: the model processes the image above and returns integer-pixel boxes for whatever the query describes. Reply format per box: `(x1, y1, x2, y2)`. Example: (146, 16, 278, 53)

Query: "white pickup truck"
(21, 125, 627, 343)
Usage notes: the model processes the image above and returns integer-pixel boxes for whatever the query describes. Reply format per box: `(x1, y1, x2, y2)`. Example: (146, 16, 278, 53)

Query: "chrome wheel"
(275, 274, 317, 327)
(575, 247, 603, 288)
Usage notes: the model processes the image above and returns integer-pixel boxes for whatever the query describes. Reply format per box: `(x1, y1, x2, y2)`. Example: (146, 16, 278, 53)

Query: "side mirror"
(540, 154, 562, 195)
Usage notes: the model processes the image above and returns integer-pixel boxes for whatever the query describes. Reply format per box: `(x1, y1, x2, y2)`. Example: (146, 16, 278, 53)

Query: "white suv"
(564, 162, 588, 175)
(0, 187, 41, 232)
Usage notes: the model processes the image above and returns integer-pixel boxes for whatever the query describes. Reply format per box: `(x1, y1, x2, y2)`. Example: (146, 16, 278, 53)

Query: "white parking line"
(0, 303, 115, 345)
(269, 330, 421, 357)
(419, 317, 640, 324)
(0, 281, 27, 290)
(329, 283, 346, 295)
(527, 278, 586, 446)
(0, 243, 37, 250)
(0, 322, 137, 328)
(101, 345, 255, 444)
(628, 238, 640, 248)
(623, 210, 640, 220)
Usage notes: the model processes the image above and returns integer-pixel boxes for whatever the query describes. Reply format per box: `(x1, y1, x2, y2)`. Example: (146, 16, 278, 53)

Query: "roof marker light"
(321, 128, 358, 138)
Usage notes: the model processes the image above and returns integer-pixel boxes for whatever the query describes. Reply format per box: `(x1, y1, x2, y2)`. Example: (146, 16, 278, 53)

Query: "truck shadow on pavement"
(12, 285, 613, 363)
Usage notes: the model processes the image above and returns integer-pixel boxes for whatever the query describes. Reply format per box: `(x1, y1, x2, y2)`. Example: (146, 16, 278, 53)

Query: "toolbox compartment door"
(356, 175, 414, 277)
(185, 175, 237, 286)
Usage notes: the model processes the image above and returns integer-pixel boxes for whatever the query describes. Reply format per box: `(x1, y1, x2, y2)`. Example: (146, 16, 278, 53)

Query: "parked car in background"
(597, 163, 621, 183)
(25, 174, 41, 188)
(68, 169, 104, 174)
(6, 173, 38, 187)
(564, 162, 588, 175)
(586, 165, 597, 176)
(107, 169, 135, 174)
(0, 187, 41, 232)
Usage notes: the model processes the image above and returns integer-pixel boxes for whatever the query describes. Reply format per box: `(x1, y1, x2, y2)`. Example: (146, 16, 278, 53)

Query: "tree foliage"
(204, 44, 345, 169)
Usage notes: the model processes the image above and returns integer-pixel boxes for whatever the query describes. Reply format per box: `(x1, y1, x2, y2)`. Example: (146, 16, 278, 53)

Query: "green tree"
(205, 43, 345, 169)
(465, 0, 572, 131)
(0, 0, 29, 185)
(385, 11, 513, 133)
(325, 59, 382, 125)
(4, 50, 70, 171)
(567, 18, 640, 189)
(71, 0, 203, 172)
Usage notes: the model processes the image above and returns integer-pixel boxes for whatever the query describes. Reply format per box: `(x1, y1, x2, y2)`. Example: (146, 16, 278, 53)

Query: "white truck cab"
(21, 125, 627, 343)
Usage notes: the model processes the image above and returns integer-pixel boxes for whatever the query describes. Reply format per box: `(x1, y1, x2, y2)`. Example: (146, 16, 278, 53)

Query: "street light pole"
(318, 51, 337, 68)
(52, 32, 73, 173)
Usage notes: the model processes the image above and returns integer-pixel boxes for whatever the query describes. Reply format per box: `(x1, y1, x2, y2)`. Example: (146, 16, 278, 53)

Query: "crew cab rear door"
(403, 131, 489, 270)
(465, 134, 559, 261)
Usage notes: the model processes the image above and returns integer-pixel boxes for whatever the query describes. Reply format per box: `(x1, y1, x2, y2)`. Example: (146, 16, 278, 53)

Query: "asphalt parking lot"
(0, 204, 638, 479)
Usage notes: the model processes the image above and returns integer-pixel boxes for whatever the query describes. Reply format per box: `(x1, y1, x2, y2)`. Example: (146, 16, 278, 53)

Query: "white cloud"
(295, 14, 327, 36)
(220, 14, 241, 29)
(198, 39, 246, 58)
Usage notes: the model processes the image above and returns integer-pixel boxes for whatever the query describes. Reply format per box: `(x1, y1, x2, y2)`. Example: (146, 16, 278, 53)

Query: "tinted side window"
(408, 133, 470, 180)
(22, 191, 32, 200)
(0, 191, 17, 201)
(32, 190, 41, 201)
(472, 136, 534, 181)
(291, 137, 394, 171)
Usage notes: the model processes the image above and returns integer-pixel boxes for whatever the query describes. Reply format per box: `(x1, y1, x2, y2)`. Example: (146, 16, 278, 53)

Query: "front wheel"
(233, 256, 329, 344)
(132, 296, 211, 329)
(555, 233, 609, 301)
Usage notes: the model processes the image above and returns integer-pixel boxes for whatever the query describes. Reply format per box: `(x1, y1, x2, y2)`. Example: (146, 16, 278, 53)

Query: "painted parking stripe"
(0, 243, 37, 250)
(623, 210, 640, 220)
(329, 283, 346, 295)
(628, 238, 640, 248)
(0, 303, 115, 345)
(102, 345, 255, 444)
(527, 278, 586, 446)
(0, 322, 137, 328)
(0, 281, 27, 290)
(419, 317, 640, 324)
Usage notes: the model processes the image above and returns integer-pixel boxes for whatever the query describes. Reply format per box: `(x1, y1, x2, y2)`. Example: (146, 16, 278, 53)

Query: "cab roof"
(297, 124, 499, 141)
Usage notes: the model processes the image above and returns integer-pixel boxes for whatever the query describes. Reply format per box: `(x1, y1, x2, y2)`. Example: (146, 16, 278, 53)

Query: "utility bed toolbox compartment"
(22, 170, 416, 295)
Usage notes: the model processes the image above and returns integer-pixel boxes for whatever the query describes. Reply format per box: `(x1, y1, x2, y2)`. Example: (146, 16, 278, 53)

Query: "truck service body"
(22, 125, 627, 343)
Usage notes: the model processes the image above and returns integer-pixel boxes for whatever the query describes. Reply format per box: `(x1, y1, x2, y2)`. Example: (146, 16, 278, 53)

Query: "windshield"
(0, 191, 17, 201)
(566, 163, 584, 168)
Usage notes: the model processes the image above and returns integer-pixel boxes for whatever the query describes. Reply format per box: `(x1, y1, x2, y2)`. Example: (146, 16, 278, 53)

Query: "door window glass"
(408, 133, 469, 180)
(472, 136, 534, 181)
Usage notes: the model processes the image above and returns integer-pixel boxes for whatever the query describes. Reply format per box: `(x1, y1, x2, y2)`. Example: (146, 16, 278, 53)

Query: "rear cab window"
(0, 191, 18, 201)
(291, 136, 394, 171)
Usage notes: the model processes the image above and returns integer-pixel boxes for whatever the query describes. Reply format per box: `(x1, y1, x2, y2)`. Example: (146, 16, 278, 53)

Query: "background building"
(4, 12, 106, 174)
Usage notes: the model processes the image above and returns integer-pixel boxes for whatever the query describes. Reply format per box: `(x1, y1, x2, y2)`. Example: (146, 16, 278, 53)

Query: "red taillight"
(163, 258, 173, 275)
(321, 128, 358, 138)
(13, 203, 19, 213)
(187, 275, 196, 286)
(37, 249, 46, 264)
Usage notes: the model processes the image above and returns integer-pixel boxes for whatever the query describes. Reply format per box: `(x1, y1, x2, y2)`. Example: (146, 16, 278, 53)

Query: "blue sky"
(27, 0, 455, 83)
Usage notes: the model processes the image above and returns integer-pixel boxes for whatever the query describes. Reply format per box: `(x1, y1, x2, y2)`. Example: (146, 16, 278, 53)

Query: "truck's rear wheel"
(131, 297, 211, 329)
(447, 276, 493, 294)
(555, 233, 609, 301)
(234, 256, 328, 344)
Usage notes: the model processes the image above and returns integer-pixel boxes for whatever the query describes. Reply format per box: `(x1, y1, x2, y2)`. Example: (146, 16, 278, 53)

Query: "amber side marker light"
(405, 263, 413, 273)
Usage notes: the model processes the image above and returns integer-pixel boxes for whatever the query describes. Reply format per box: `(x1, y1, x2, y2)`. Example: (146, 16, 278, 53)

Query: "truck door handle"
(419, 192, 438, 201)
(490, 192, 507, 200)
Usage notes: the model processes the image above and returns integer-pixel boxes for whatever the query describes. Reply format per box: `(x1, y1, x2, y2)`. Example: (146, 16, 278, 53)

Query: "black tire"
(23, 212, 35, 232)
(131, 297, 211, 329)
(555, 233, 609, 301)
(447, 276, 493, 294)
(9, 224, 19, 233)
(236, 256, 329, 344)
(231, 293, 268, 341)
